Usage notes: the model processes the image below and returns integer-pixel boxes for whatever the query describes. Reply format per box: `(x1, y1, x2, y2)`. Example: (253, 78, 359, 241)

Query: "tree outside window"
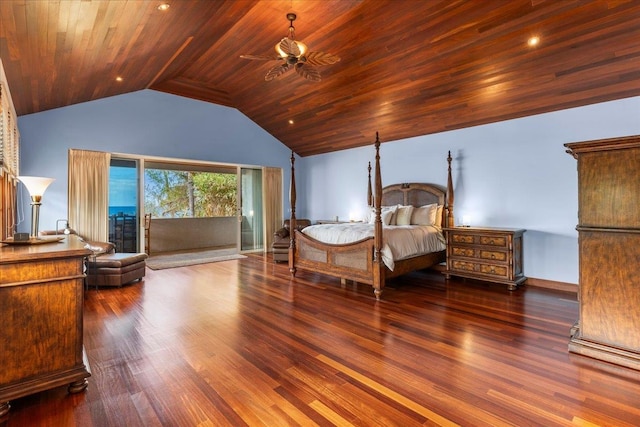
(144, 169, 237, 218)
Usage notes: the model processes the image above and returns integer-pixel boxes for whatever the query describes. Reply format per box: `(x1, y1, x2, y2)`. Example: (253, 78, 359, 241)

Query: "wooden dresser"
(443, 226, 526, 290)
(0, 236, 92, 416)
(565, 135, 640, 370)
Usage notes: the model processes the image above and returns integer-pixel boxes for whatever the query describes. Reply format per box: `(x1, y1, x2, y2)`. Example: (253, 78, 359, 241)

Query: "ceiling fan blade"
(265, 63, 291, 81)
(304, 51, 341, 66)
(240, 54, 280, 61)
(295, 64, 321, 82)
(279, 37, 300, 57)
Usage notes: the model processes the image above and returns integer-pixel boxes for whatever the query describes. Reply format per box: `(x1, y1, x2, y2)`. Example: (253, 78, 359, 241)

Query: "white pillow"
(411, 203, 438, 225)
(369, 205, 398, 225)
(368, 205, 399, 224)
(434, 205, 444, 227)
(395, 205, 414, 226)
(381, 209, 395, 225)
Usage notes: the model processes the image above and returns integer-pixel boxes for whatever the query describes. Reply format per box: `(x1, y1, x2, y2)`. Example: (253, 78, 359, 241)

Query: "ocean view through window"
(109, 159, 138, 252)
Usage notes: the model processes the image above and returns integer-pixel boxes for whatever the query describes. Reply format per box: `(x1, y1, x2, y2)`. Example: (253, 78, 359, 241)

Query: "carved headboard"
(381, 183, 448, 226)
(365, 151, 454, 228)
(381, 183, 446, 207)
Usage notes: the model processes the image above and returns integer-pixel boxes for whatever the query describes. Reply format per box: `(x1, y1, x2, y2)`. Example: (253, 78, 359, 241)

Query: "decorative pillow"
(434, 205, 444, 227)
(368, 205, 399, 224)
(411, 203, 438, 225)
(381, 209, 395, 225)
(395, 205, 414, 226)
(386, 204, 401, 225)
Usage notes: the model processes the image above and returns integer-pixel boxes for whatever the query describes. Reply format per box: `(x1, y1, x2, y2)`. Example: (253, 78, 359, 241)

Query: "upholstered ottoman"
(272, 219, 311, 263)
(86, 253, 148, 287)
(272, 241, 289, 263)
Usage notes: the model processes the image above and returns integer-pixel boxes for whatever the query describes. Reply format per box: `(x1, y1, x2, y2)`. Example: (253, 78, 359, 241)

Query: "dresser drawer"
(449, 232, 508, 248)
(451, 246, 475, 257)
(479, 250, 507, 262)
(450, 247, 507, 262)
(451, 260, 508, 279)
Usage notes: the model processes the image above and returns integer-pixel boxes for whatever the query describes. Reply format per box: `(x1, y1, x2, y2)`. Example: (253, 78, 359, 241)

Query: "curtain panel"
(262, 167, 283, 252)
(0, 173, 16, 240)
(68, 149, 110, 242)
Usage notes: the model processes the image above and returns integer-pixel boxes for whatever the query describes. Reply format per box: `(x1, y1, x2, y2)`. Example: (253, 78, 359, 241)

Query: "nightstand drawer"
(450, 247, 507, 262)
(451, 247, 475, 257)
(479, 235, 507, 247)
(450, 232, 507, 248)
(451, 234, 475, 244)
(451, 260, 508, 279)
(479, 250, 507, 262)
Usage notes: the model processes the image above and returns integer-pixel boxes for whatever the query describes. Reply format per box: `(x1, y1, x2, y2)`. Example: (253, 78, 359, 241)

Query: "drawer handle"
(489, 239, 495, 244)
(491, 254, 496, 259)
(490, 267, 496, 273)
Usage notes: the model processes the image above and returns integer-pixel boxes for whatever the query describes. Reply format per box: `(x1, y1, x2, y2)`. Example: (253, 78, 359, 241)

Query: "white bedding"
(301, 222, 445, 271)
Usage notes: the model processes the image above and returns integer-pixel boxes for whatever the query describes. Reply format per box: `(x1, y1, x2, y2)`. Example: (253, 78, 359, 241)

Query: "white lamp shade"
(18, 176, 55, 197)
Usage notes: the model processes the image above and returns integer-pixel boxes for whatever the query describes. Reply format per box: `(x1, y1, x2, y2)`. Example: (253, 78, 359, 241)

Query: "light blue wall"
(17, 89, 640, 284)
(299, 96, 640, 284)
(17, 89, 294, 234)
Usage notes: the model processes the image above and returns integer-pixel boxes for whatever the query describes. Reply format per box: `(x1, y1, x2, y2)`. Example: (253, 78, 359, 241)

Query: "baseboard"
(526, 277, 577, 293)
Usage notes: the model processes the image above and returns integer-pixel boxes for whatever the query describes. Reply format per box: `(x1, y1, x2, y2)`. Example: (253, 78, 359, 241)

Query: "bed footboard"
(291, 230, 379, 289)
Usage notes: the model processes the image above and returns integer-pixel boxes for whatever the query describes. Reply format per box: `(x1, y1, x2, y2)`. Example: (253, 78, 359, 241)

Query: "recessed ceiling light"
(115, 76, 123, 82)
(288, 119, 294, 125)
(157, 3, 170, 11)
(528, 36, 540, 47)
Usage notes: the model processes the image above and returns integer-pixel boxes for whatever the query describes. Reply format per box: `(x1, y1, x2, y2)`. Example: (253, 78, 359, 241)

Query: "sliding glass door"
(239, 167, 263, 252)
(109, 159, 139, 252)
(107, 157, 267, 255)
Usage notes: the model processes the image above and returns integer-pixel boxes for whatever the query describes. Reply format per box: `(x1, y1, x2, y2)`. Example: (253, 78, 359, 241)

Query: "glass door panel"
(239, 168, 263, 252)
(109, 159, 139, 253)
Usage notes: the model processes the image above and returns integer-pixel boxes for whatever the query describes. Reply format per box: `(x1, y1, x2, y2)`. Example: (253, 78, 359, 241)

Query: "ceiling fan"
(240, 13, 340, 82)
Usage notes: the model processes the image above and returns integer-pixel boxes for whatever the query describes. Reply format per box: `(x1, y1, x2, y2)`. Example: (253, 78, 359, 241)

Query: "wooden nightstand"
(443, 226, 526, 290)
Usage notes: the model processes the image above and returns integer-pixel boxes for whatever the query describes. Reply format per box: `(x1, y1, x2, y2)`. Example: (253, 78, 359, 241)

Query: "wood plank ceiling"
(1, 0, 639, 157)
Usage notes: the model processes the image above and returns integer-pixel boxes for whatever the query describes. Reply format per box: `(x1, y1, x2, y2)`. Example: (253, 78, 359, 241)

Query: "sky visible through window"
(109, 166, 137, 216)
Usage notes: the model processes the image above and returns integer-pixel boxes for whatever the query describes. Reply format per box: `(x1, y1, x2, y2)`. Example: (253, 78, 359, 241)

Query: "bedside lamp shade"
(18, 176, 55, 237)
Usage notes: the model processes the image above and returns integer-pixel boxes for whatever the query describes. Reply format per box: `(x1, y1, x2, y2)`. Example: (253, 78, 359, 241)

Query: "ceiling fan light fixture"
(275, 39, 307, 57)
(240, 12, 339, 82)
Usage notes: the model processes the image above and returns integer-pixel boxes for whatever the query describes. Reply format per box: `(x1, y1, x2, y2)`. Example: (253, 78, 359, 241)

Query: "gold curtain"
(262, 167, 282, 252)
(0, 173, 17, 240)
(68, 149, 110, 242)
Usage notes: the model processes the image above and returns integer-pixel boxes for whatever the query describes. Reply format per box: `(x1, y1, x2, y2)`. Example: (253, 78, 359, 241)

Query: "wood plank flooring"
(2, 254, 640, 426)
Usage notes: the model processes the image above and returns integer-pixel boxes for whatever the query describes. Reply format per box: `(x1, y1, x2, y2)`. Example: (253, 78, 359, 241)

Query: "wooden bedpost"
(372, 133, 383, 300)
(367, 161, 373, 207)
(288, 150, 297, 276)
(446, 150, 454, 228)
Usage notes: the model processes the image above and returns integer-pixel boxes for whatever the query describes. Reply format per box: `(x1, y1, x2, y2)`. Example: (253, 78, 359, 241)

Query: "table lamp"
(18, 176, 55, 238)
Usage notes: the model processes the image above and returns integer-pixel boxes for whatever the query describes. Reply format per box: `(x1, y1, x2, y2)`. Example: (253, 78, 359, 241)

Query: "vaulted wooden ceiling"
(1, 0, 639, 156)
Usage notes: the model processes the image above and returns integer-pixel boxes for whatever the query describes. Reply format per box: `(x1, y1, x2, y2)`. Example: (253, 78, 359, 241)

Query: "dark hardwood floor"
(2, 254, 640, 426)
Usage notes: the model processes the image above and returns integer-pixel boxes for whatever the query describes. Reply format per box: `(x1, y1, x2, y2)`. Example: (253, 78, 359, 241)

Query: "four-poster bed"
(287, 133, 454, 300)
